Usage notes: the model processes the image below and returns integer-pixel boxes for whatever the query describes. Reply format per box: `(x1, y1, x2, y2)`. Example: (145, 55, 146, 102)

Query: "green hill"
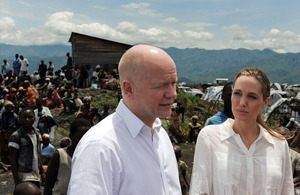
(165, 47, 300, 84)
(1, 44, 299, 84)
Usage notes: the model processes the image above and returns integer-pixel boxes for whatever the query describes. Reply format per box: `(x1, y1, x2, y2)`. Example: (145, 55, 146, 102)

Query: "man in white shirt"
(68, 45, 181, 195)
(20, 55, 29, 77)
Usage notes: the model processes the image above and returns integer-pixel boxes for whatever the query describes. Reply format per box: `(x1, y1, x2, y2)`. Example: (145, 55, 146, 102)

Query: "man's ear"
(122, 80, 134, 98)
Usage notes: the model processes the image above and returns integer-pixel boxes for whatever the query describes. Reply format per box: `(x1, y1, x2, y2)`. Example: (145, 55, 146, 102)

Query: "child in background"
(174, 145, 190, 195)
(43, 118, 91, 195)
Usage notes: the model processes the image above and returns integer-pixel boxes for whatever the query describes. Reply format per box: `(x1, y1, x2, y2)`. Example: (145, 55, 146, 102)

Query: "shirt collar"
(116, 100, 161, 139)
(220, 119, 275, 145)
(220, 119, 235, 141)
(257, 124, 275, 145)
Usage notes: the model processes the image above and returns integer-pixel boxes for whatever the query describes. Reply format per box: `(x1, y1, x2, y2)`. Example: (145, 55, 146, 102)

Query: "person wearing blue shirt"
(205, 82, 234, 126)
(2, 59, 10, 74)
(41, 133, 55, 165)
(12, 54, 21, 76)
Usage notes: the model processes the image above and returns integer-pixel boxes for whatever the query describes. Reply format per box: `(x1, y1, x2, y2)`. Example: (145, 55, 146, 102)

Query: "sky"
(1, 0, 300, 53)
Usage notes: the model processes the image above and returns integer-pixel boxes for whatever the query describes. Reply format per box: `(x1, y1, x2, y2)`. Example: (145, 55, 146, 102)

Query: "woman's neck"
(231, 119, 260, 149)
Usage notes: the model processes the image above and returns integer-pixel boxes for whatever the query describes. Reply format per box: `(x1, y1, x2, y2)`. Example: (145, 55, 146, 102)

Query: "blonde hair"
(234, 67, 284, 140)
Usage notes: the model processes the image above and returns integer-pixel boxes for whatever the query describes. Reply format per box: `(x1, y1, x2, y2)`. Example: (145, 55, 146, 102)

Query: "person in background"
(4, 88, 20, 113)
(174, 145, 190, 195)
(21, 80, 39, 109)
(101, 104, 110, 119)
(0, 101, 18, 164)
(190, 67, 294, 194)
(86, 64, 94, 88)
(41, 133, 55, 165)
(286, 117, 300, 131)
(187, 115, 201, 143)
(2, 59, 10, 74)
(33, 99, 57, 142)
(47, 61, 54, 76)
(38, 60, 47, 81)
(66, 52, 72, 68)
(9, 107, 45, 188)
(205, 82, 234, 126)
(43, 87, 62, 110)
(68, 45, 181, 194)
(79, 65, 87, 88)
(44, 118, 91, 195)
(59, 137, 71, 148)
(14, 182, 41, 195)
(276, 126, 300, 195)
(166, 104, 183, 144)
(20, 55, 29, 77)
(76, 96, 101, 125)
(72, 65, 80, 88)
(12, 54, 21, 77)
(31, 71, 40, 86)
(73, 88, 83, 111)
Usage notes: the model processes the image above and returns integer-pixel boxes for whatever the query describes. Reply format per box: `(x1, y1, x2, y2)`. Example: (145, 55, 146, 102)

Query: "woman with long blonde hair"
(190, 67, 294, 195)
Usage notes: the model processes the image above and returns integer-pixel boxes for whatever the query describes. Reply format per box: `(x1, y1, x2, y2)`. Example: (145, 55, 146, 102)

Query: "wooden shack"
(68, 32, 132, 70)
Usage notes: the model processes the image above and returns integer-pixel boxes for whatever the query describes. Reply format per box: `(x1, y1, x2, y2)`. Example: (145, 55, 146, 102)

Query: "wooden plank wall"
(71, 34, 131, 70)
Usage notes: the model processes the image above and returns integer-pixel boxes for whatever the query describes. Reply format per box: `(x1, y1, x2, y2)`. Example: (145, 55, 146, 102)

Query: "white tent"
(203, 86, 223, 102)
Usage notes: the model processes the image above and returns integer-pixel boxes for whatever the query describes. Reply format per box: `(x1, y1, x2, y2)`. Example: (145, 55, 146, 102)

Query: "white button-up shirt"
(20, 58, 29, 71)
(67, 100, 181, 195)
(190, 119, 294, 195)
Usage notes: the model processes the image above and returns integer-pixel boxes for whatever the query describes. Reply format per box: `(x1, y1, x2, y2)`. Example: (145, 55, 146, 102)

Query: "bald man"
(68, 45, 181, 195)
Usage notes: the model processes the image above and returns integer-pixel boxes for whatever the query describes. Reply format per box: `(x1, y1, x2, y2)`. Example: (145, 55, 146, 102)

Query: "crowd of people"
(0, 46, 300, 195)
(0, 52, 120, 194)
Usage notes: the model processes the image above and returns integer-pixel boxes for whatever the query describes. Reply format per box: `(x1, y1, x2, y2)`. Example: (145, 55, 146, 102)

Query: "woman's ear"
(262, 97, 270, 109)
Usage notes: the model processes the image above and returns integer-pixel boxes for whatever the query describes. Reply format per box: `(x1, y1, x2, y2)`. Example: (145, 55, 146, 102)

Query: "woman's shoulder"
(200, 121, 226, 138)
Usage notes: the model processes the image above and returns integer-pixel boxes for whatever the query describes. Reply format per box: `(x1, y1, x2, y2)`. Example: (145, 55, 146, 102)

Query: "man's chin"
(158, 111, 172, 118)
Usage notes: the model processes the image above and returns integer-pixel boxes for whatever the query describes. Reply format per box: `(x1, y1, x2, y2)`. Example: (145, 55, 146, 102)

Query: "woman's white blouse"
(190, 119, 294, 195)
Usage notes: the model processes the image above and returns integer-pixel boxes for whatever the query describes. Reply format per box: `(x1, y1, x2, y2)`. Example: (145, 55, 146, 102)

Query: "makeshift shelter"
(264, 97, 300, 125)
(68, 32, 132, 70)
(203, 86, 223, 102)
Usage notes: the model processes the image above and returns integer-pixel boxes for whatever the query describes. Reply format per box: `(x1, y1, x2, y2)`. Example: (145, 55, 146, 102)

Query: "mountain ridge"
(1, 44, 299, 84)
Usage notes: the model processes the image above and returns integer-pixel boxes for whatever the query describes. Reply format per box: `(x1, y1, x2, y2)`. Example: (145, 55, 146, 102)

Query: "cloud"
(0, 11, 213, 48)
(184, 30, 214, 41)
(121, 2, 150, 9)
(92, 5, 106, 10)
(121, 2, 161, 17)
(163, 17, 178, 23)
(6, 11, 300, 53)
(44, 12, 76, 35)
(18, 1, 32, 7)
(185, 22, 216, 31)
(116, 22, 138, 33)
(0, 17, 22, 43)
(242, 28, 300, 52)
(222, 24, 252, 40)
